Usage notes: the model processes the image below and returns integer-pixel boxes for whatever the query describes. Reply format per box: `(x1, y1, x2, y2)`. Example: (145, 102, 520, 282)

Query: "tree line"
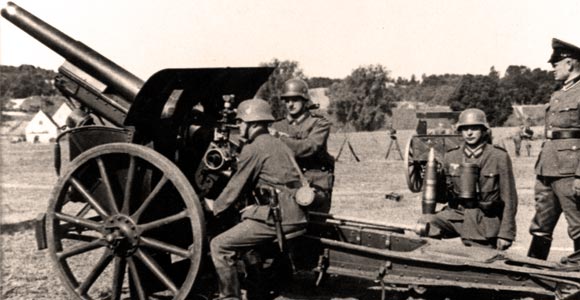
(1, 62, 556, 131)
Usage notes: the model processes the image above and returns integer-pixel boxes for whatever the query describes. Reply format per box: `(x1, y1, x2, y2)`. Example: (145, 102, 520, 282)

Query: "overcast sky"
(1, 0, 579, 81)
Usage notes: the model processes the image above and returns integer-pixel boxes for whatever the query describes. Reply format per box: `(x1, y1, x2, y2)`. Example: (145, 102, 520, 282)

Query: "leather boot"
(215, 267, 241, 300)
(527, 235, 552, 260)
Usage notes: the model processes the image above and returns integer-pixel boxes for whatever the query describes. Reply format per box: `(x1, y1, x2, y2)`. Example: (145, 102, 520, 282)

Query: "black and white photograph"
(2, 1, 580, 299)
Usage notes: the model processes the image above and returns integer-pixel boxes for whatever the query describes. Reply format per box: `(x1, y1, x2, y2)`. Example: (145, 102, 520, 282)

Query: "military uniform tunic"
(272, 111, 335, 212)
(531, 78, 580, 240)
(211, 132, 307, 270)
(422, 143, 518, 246)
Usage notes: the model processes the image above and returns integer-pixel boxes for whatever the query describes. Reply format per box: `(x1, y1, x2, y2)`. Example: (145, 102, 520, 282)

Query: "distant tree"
(489, 66, 500, 80)
(448, 74, 511, 127)
(327, 65, 399, 131)
(306, 77, 340, 88)
(256, 59, 304, 118)
(499, 65, 537, 105)
(410, 74, 418, 85)
(0, 65, 58, 110)
(529, 68, 555, 104)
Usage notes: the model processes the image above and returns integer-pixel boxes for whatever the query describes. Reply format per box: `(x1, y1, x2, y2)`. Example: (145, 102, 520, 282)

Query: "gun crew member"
(528, 38, 580, 260)
(210, 98, 307, 300)
(420, 108, 518, 250)
(514, 125, 534, 157)
(269, 78, 335, 213)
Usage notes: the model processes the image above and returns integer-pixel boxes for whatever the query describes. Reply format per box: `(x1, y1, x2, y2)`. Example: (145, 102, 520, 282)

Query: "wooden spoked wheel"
(46, 143, 205, 300)
(404, 137, 424, 193)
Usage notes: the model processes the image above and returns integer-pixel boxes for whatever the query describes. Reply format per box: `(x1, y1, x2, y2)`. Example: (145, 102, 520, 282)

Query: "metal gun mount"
(4, 2, 580, 300)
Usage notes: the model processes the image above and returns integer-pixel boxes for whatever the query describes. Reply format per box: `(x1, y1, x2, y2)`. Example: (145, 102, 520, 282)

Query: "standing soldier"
(210, 98, 307, 300)
(269, 78, 335, 213)
(419, 109, 518, 250)
(512, 128, 522, 157)
(528, 38, 580, 260)
(520, 125, 534, 157)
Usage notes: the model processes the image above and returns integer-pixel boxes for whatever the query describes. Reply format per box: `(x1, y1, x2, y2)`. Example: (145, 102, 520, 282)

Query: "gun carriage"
(404, 112, 463, 192)
(5, 2, 580, 299)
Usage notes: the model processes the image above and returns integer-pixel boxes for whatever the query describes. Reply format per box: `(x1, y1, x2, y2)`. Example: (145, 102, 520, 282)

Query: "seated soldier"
(210, 98, 307, 300)
(270, 78, 335, 213)
(419, 108, 518, 250)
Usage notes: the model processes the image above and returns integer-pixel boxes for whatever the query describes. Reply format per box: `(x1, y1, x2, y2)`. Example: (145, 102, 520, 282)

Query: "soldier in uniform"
(210, 98, 307, 300)
(269, 78, 335, 213)
(513, 124, 534, 157)
(419, 109, 518, 250)
(527, 38, 580, 260)
(520, 125, 534, 157)
(512, 128, 522, 157)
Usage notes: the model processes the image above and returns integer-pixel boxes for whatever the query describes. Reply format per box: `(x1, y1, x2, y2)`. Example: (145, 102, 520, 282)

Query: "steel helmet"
(456, 108, 490, 130)
(236, 98, 275, 123)
(281, 78, 310, 100)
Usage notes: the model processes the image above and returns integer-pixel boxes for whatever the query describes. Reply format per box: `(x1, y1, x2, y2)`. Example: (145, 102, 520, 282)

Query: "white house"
(24, 110, 59, 143)
(51, 103, 72, 128)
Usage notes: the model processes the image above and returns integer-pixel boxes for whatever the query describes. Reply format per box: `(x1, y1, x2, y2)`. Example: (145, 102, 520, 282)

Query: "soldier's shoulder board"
(492, 144, 507, 152)
(446, 145, 461, 152)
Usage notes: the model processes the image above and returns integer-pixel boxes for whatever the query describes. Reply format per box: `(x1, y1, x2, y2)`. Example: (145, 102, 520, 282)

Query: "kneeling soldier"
(420, 108, 518, 250)
(210, 98, 307, 300)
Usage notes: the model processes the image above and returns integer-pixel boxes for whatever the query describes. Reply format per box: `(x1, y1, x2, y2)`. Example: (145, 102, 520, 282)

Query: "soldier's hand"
(268, 127, 280, 137)
(496, 238, 512, 250)
(268, 127, 289, 137)
(574, 178, 580, 198)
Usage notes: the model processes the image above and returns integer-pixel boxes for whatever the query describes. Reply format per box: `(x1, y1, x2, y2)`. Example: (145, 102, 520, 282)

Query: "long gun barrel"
(2, 2, 145, 126)
(1, 2, 143, 101)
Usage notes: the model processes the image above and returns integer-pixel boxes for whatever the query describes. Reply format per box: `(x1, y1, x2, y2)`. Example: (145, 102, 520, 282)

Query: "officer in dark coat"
(210, 98, 307, 300)
(528, 38, 580, 260)
(420, 109, 518, 250)
(269, 78, 335, 213)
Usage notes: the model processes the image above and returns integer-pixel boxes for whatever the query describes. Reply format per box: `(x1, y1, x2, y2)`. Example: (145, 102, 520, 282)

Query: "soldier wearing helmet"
(527, 38, 580, 260)
(270, 78, 335, 213)
(210, 98, 307, 300)
(419, 108, 518, 250)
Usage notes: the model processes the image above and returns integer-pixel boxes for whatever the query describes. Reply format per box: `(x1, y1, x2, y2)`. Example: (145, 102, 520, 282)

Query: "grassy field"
(0, 128, 573, 299)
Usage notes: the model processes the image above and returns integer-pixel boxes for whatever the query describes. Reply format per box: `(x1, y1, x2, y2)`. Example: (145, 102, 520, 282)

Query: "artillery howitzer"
(5, 2, 580, 299)
(405, 111, 463, 192)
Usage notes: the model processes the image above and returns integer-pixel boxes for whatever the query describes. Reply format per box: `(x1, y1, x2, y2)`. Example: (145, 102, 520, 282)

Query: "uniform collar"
(563, 74, 580, 91)
(287, 111, 310, 125)
(463, 143, 486, 159)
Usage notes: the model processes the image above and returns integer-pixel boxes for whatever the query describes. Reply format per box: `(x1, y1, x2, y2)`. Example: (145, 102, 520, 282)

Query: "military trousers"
(210, 219, 305, 270)
(530, 176, 580, 240)
(420, 206, 497, 248)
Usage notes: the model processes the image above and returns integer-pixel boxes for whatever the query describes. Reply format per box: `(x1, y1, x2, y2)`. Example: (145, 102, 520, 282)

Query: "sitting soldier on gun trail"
(210, 98, 307, 300)
(269, 78, 335, 213)
(419, 108, 518, 250)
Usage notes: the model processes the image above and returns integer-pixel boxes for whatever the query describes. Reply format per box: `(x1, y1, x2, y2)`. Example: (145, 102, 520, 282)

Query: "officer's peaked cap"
(549, 38, 580, 63)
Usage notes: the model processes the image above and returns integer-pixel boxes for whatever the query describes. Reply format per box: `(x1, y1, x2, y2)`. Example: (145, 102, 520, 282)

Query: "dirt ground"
(0, 128, 573, 299)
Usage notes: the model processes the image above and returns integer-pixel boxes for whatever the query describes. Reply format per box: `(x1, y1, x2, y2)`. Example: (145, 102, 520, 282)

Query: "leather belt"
(461, 198, 478, 209)
(547, 130, 580, 140)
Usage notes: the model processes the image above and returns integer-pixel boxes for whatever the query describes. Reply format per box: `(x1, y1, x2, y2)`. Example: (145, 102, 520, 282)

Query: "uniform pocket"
(558, 103, 579, 127)
(480, 173, 499, 193)
(556, 145, 580, 175)
(479, 172, 501, 214)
